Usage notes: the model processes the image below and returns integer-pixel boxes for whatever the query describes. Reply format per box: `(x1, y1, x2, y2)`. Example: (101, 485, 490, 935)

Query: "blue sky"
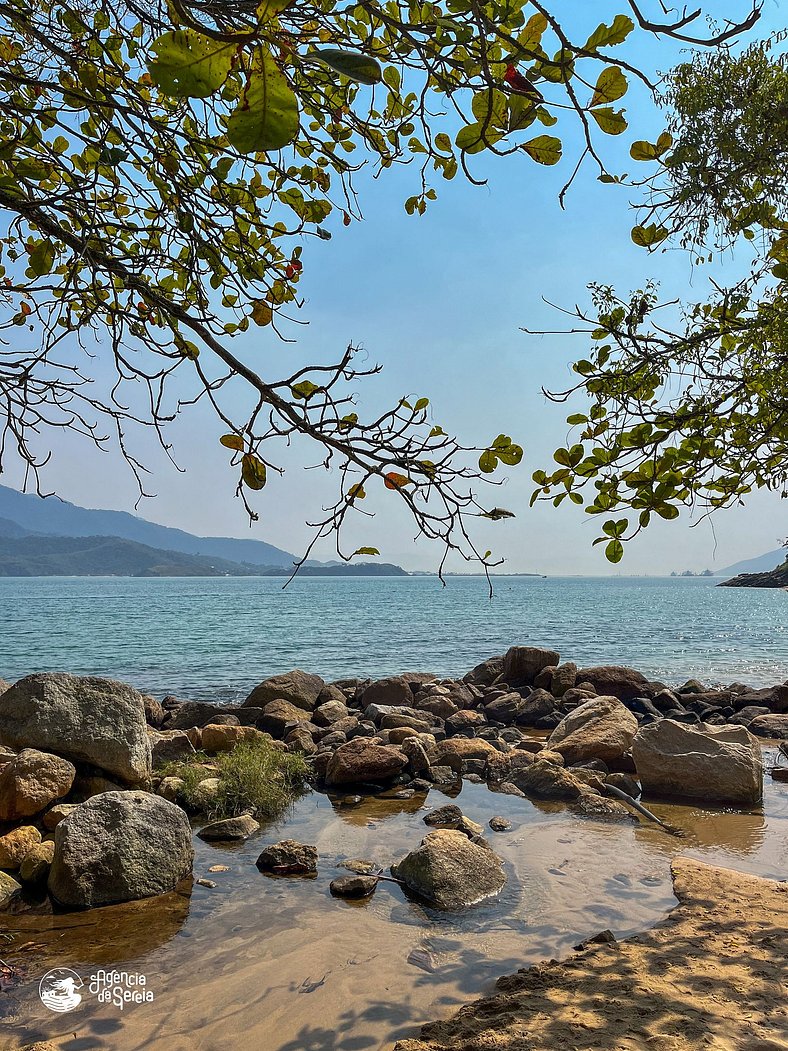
(7, 1, 785, 574)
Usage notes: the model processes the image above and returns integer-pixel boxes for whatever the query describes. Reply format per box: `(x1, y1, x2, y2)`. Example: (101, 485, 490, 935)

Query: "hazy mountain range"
(0, 486, 407, 577)
(718, 548, 787, 577)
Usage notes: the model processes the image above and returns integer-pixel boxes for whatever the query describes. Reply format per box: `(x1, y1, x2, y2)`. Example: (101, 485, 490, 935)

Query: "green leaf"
(471, 90, 508, 131)
(455, 122, 502, 154)
(522, 134, 562, 165)
(291, 380, 320, 400)
(631, 223, 669, 248)
(227, 48, 299, 154)
(605, 539, 624, 563)
(591, 107, 627, 135)
(591, 67, 628, 107)
(27, 240, 55, 277)
(479, 450, 498, 473)
(220, 433, 245, 451)
(241, 453, 267, 490)
(313, 49, 382, 85)
(251, 300, 273, 326)
(630, 139, 659, 161)
(348, 483, 366, 500)
(584, 15, 635, 50)
(256, 0, 296, 22)
(354, 547, 380, 556)
(148, 30, 236, 99)
(497, 443, 523, 466)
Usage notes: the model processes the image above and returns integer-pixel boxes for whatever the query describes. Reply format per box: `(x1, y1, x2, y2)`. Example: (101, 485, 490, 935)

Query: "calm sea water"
(2, 575, 787, 699)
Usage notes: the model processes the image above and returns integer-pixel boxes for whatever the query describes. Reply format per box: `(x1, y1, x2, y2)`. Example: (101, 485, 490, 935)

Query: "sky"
(5, 0, 786, 575)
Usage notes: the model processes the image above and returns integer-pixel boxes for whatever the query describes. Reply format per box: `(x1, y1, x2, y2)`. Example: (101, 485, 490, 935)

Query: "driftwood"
(603, 784, 685, 837)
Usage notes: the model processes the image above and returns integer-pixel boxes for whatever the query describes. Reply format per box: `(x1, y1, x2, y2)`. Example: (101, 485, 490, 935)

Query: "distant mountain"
(0, 516, 36, 539)
(718, 548, 787, 577)
(0, 485, 295, 567)
(719, 558, 788, 589)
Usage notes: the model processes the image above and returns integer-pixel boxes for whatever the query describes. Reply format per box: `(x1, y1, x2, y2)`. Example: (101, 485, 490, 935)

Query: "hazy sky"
(7, 1, 785, 575)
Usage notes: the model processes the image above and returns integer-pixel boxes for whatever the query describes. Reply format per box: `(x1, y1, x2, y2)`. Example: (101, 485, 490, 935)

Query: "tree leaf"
(27, 240, 55, 277)
(348, 483, 366, 500)
(630, 139, 659, 161)
(312, 49, 382, 85)
(631, 223, 669, 248)
(220, 433, 245, 451)
(455, 122, 503, 154)
(256, 0, 296, 23)
(384, 471, 411, 489)
(241, 453, 267, 490)
(227, 47, 299, 154)
(522, 135, 562, 165)
(605, 539, 624, 563)
(584, 15, 635, 51)
(591, 67, 628, 107)
(291, 380, 319, 399)
(591, 107, 627, 135)
(148, 30, 236, 99)
(251, 300, 273, 326)
(354, 546, 380, 556)
(479, 450, 498, 473)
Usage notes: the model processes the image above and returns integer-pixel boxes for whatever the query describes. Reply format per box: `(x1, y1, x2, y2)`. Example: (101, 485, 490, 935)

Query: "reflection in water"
(1, 774, 786, 1051)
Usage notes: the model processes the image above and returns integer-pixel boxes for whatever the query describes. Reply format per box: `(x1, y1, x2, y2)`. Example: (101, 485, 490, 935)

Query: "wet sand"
(395, 857, 788, 1051)
(1, 747, 786, 1051)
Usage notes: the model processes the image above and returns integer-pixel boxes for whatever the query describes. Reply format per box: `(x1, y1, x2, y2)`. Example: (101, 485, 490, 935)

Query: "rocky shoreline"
(0, 649, 786, 920)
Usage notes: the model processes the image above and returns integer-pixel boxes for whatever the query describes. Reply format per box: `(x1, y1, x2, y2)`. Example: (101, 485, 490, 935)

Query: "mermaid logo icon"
(39, 968, 84, 1013)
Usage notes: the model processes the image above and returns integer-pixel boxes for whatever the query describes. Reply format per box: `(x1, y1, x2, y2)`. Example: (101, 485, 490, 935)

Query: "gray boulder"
(748, 714, 788, 738)
(243, 670, 325, 712)
(548, 696, 638, 764)
(391, 829, 506, 909)
(48, 791, 194, 908)
(361, 676, 413, 708)
(0, 673, 150, 785)
(632, 721, 763, 805)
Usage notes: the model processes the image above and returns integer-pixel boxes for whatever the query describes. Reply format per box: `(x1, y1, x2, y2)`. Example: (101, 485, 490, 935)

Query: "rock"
(190, 777, 220, 810)
(313, 700, 350, 726)
(0, 825, 41, 869)
(606, 772, 641, 798)
(489, 816, 512, 832)
(330, 874, 378, 898)
(42, 802, 79, 830)
(516, 689, 556, 726)
(163, 701, 230, 730)
(19, 840, 55, 885)
(678, 678, 706, 695)
(427, 765, 458, 785)
(149, 730, 196, 769)
(0, 748, 76, 821)
(432, 738, 499, 764)
(325, 739, 407, 786)
(548, 696, 638, 764)
(0, 673, 150, 785)
(256, 839, 317, 875)
(401, 738, 431, 776)
(508, 759, 586, 801)
(361, 676, 414, 709)
(484, 692, 528, 723)
(748, 714, 788, 738)
(285, 726, 317, 755)
(463, 657, 504, 687)
(244, 670, 325, 712)
(143, 695, 166, 728)
(486, 750, 533, 783)
(414, 694, 458, 721)
(727, 705, 771, 727)
(0, 870, 21, 908)
(573, 792, 635, 823)
(258, 699, 312, 737)
(632, 721, 764, 804)
(197, 815, 260, 841)
(201, 724, 268, 754)
(551, 663, 578, 698)
(380, 712, 435, 733)
(501, 646, 560, 687)
(575, 666, 657, 701)
(423, 803, 463, 827)
(48, 791, 193, 907)
(388, 727, 419, 745)
(156, 776, 185, 803)
(391, 829, 506, 909)
(445, 710, 487, 734)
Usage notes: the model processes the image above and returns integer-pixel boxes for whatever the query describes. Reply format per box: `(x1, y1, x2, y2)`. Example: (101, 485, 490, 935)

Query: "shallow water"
(2, 748, 786, 1051)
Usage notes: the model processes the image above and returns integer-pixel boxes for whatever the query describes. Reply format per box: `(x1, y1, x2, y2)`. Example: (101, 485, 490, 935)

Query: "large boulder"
(257, 699, 311, 737)
(748, 714, 788, 739)
(243, 670, 324, 712)
(391, 829, 506, 909)
(507, 759, 586, 800)
(501, 646, 560, 687)
(0, 748, 75, 822)
(0, 673, 150, 785)
(462, 657, 504, 687)
(432, 738, 500, 764)
(632, 721, 763, 805)
(48, 791, 194, 908)
(360, 676, 414, 709)
(548, 696, 638, 764)
(575, 665, 657, 701)
(200, 724, 268, 754)
(325, 739, 407, 786)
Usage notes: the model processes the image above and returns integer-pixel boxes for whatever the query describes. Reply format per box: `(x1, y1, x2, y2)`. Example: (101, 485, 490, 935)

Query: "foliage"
(533, 38, 788, 561)
(0, 0, 761, 572)
(164, 738, 310, 819)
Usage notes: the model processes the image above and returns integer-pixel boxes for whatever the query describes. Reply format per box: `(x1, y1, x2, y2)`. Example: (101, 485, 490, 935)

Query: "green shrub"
(162, 739, 310, 820)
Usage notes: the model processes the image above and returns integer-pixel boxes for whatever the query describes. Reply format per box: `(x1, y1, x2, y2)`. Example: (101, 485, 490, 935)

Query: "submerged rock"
(548, 696, 638, 765)
(48, 791, 194, 908)
(256, 840, 318, 875)
(197, 815, 260, 842)
(632, 720, 763, 805)
(330, 874, 378, 898)
(0, 673, 151, 784)
(391, 829, 506, 909)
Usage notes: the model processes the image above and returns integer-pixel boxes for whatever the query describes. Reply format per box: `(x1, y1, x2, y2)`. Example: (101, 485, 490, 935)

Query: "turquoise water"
(2, 575, 787, 698)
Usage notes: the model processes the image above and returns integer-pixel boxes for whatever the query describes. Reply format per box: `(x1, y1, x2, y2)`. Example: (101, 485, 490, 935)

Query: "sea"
(3, 575, 787, 699)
